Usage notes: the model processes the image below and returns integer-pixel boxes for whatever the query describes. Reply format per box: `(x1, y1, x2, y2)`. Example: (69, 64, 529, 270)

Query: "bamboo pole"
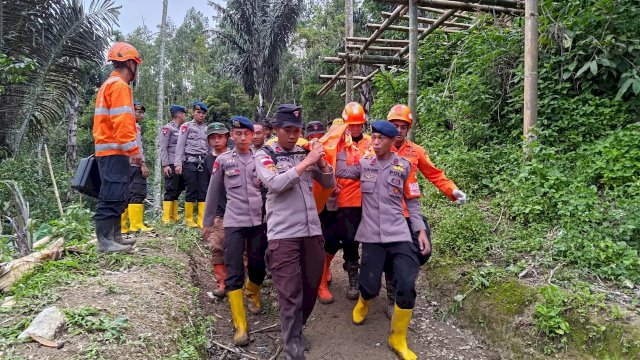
(382, 12, 472, 28)
(345, 0, 354, 103)
(346, 37, 410, 45)
(374, 0, 525, 14)
(317, 66, 345, 95)
(320, 74, 367, 80)
(523, 0, 538, 144)
(342, 68, 383, 97)
(345, 44, 404, 52)
(408, 0, 418, 142)
(367, 23, 461, 33)
(418, 6, 474, 19)
(398, 9, 457, 56)
(44, 144, 63, 216)
(324, 55, 407, 65)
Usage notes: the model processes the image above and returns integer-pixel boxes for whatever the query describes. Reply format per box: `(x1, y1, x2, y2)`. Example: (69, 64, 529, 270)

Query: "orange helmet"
(342, 102, 366, 124)
(387, 104, 413, 125)
(107, 42, 142, 64)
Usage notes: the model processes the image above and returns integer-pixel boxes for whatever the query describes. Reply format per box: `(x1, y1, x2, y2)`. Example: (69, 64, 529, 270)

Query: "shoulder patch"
(260, 155, 276, 172)
(180, 124, 189, 133)
(212, 160, 220, 174)
(162, 127, 170, 135)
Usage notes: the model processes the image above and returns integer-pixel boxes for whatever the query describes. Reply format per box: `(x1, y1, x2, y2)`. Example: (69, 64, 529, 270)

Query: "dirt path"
(192, 248, 499, 360)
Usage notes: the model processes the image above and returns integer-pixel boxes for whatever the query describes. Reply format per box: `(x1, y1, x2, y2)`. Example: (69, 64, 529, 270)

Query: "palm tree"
(0, 0, 119, 158)
(212, 0, 303, 114)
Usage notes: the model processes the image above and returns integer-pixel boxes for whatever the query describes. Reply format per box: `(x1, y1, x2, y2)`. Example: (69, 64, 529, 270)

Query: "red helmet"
(342, 102, 366, 124)
(387, 104, 413, 125)
(107, 42, 142, 64)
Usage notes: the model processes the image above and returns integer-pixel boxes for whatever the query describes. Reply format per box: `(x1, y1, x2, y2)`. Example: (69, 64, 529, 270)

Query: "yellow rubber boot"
(197, 202, 205, 228)
(128, 204, 153, 232)
(352, 296, 370, 325)
(388, 305, 417, 360)
(121, 209, 129, 234)
(228, 289, 250, 346)
(244, 281, 262, 315)
(162, 201, 173, 224)
(171, 200, 180, 222)
(184, 202, 197, 227)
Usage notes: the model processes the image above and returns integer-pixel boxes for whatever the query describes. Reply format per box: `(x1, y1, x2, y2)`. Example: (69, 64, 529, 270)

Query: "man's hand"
(418, 230, 431, 256)
(141, 163, 149, 178)
(202, 226, 212, 241)
(175, 165, 183, 175)
(163, 166, 172, 177)
(130, 152, 143, 166)
(453, 189, 467, 204)
(305, 141, 325, 165)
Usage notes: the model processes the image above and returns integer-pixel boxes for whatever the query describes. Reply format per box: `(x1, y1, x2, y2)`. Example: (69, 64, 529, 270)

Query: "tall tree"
(0, 0, 119, 158)
(153, 0, 169, 214)
(212, 0, 303, 114)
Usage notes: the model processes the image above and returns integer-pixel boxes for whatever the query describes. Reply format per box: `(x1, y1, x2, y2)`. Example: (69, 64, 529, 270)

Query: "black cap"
(274, 104, 303, 128)
(305, 121, 326, 137)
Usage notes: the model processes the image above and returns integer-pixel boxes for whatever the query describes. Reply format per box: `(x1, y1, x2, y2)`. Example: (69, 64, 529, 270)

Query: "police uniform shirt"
(131, 123, 145, 167)
(174, 120, 208, 166)
(203, 151, 227, 217)
(159, 120, 181, 166)
(336, 151, 425, 243)
(255, 142, 336, 241)
(202, 149, 263, 229)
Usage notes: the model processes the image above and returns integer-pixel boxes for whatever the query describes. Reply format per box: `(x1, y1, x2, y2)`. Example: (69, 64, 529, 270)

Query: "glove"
(452, 189, 467, 204)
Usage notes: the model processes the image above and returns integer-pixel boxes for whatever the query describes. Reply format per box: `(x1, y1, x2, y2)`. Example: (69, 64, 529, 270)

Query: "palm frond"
(0, 0, 119, 157)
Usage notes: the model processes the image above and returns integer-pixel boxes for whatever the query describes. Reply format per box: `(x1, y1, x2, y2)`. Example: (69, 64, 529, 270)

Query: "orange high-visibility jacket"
(336, 134, 372, 208)
(93, 71, 139, 157)
(393, 140, 457, 201)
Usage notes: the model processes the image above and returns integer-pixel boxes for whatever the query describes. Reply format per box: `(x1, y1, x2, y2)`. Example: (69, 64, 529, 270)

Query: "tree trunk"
(65, 95, 78, 202)
(153, 0, 169, 214)
(359, 65, 372, 114)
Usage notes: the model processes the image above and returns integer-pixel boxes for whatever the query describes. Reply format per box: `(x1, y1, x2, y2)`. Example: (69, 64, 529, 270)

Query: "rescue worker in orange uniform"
(318, 102, 372, 304)
(121, 101, 153, 234)
(384, 104, 467, 316)
(92, 42, 142, 253)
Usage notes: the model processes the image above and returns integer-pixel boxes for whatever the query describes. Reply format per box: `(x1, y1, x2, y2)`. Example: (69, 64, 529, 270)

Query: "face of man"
(276, 126, 302, 150)
(348, 123, 363, 138)
(252, 124, 266, 148)
(306, 133, 324, 141)
(208, 133, 228, 151)
(390, 120, 410, 147)
(231, 128, 254, 152)
(135, 109, 145, 123)
(371, 133, 394, 157)
(193, 109, 206, 123)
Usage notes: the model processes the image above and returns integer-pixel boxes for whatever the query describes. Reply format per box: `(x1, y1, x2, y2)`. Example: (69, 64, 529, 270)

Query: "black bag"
(71, 155, 101, 198)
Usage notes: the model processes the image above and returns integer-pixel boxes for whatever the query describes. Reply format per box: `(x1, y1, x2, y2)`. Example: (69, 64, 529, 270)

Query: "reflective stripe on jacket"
(93, 71, 139, 157)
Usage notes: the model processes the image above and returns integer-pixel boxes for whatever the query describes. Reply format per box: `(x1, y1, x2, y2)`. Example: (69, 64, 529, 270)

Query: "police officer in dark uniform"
(174, 101, 209, 228)
(160, 105, 187, 224)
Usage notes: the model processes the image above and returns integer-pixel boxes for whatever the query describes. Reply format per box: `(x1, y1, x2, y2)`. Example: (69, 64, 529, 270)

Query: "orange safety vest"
(93, 71, 139, 157)
(336, 134, 372, 208)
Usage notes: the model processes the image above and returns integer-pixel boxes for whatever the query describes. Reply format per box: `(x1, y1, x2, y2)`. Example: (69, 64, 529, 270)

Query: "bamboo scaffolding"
(318, 5, 408, 95)
(408, 0, 418, 141)
(324, 54, 407, 65)
(382, 11, 472, 28)
(345, 0, 354, 102)
(418, 6, 474, 19)
(320, 75, 367, 80)
(345, 44, 404, 52)
(374, 0, 524, 14)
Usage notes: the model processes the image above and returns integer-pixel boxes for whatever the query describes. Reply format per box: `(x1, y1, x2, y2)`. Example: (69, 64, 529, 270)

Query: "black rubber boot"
(385, 274, 396, 319)
(345, 261, 360, 300)
(113, 217, 135, 246)
(96, 218, 133, 253)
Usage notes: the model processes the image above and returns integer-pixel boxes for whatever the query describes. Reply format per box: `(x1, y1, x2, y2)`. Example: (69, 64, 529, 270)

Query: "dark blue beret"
(274, 104, 303, 128)
(170, 104, 186, 116)
(371, 120, 400, 138)
(133, 101, 145, 112)
(230, 115, 254, 131)
(192, 101, 208, 112)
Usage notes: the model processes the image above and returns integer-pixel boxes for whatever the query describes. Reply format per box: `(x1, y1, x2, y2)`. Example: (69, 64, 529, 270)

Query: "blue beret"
(133, 101, 145, 112)
(192, 101, 208, 112)
(230, 115, 254, 131)
(170, 105, 186, 116)
(371, 120, 400, 138)
(274, 104, 303, 128)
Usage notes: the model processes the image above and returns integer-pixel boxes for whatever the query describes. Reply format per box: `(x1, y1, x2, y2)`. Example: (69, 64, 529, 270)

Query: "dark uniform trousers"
(95, 155, 130, 220)
(183, 160, 208, 202)
(223, 225, 268, 291)
(164, 164, 185, 201)
(321, 208, 361, 265)
(360, 241, 420, 310)
(127, 166, 147, 204)
(266, 236, 325, 358)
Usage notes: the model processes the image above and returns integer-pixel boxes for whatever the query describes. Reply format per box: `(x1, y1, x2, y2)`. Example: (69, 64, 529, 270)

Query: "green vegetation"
(64, 306, 130, 344)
